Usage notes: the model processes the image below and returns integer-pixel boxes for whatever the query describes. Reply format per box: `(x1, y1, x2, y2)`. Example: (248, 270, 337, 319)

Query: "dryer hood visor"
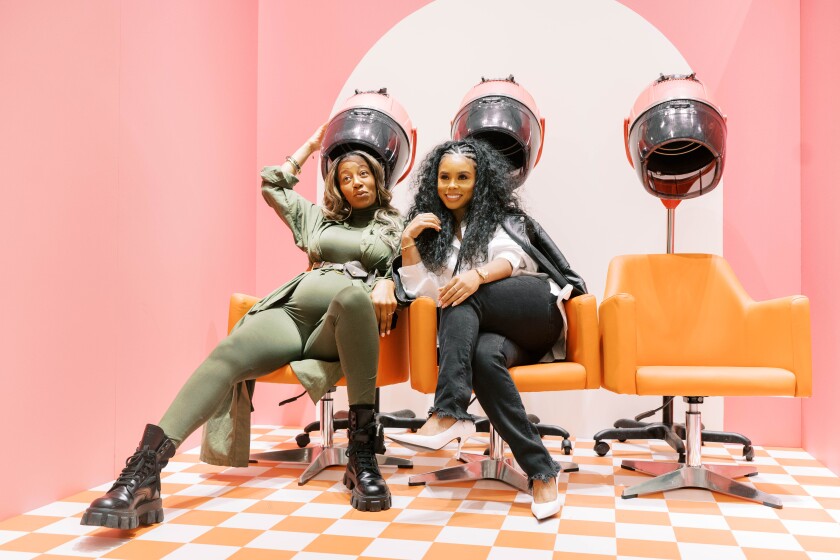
(628, 99, 726, 200)
(321, 108, 411, 190)
(452, 96, 541, 183)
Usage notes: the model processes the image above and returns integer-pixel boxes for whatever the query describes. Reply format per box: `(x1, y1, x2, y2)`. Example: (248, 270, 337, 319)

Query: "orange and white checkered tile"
(2, 426, 840, 559)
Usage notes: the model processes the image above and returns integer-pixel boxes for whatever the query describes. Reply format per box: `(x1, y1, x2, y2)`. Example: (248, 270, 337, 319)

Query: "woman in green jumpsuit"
(82, 125, 403, 529)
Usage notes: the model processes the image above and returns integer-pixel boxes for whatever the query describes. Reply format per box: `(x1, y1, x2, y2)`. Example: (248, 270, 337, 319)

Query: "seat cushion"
(258, 365, 304, 385)
(509, 362, 587, 392)
(636, 366, 797, 396)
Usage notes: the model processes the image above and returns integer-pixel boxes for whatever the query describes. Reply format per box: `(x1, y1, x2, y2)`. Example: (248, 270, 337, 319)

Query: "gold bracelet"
(285, 156, 302, 175)
(401, 242, 415, 251)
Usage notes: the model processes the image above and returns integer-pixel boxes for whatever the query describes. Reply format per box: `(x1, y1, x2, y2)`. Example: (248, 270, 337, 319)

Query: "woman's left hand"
(370, 279, 397, 336)
(438, 270, 481, 308)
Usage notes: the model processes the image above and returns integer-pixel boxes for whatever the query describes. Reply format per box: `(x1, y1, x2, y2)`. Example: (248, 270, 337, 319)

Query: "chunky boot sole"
(80, 499, 164, 529)
(344, 474, 391, 512)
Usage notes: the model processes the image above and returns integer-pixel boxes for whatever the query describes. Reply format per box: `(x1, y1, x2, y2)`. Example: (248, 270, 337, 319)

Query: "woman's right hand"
(402, 213, 441, 242)
(281, 122, 329, 177)
(306, 122, 329, 152)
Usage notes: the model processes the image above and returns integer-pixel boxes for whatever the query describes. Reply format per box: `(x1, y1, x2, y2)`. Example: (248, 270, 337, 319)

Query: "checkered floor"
(2, 426, 840, 560)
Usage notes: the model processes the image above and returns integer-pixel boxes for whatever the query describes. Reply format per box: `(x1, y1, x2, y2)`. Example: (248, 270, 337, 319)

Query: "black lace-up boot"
(344, 406, 391, 512)
(81, 424, 177, 529)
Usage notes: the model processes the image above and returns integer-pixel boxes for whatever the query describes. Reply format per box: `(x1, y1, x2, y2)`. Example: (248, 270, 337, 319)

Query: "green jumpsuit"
(158, 166, 400, 467)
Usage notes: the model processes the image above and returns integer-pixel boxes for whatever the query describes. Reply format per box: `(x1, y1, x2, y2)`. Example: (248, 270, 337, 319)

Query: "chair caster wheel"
(617, 437, 627, 443)
(743, 445, 755, 461)
(483, 448, 490, 456)
(295, 433, 310, 448)
(561, 439, 573, 455)
(593, 441, 610, 457)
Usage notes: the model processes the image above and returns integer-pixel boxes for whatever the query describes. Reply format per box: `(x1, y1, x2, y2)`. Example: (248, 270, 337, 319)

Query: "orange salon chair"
(227, 293, 413, 484)
(403, 294, 600, 492)
(597, 254, 811, 508)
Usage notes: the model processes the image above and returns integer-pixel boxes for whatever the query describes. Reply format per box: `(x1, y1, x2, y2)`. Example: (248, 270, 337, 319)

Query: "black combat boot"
(81, 424, 177, 529)
(344, 406, 391, 512)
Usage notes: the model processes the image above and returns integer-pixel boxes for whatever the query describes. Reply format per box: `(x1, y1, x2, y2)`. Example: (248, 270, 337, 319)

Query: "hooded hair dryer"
(624, 73, 727, 201)
(321, 88, 416, 190)
(451, 76, 545, 185)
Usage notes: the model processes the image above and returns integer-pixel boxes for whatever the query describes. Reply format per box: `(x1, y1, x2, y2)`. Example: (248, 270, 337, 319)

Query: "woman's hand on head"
(438, 270, 481, 308)
(306, 122, 329, 152)
(370, 279, 397, 336)
(403, 213, 441, 242)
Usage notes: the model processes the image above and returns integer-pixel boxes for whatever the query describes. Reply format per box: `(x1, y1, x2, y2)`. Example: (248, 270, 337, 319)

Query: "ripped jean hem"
(527, 460, 561, 488)
(428, 407, 474, 422)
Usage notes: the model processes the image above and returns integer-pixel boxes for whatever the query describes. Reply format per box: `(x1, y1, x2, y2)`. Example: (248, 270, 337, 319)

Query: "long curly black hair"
(407, 139, 524, 273)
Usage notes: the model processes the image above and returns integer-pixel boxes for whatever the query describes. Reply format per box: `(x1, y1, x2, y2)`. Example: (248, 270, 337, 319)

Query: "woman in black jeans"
(388, 139, 573, 519)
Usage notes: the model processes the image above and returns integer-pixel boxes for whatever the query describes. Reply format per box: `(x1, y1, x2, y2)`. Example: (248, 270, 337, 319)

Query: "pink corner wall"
(250, 0, 432, 425)
(0, 1, 257, 522)
(1, 0, 835, 523)
(620, 0, 804, 447)
(801, 0, 840, 476)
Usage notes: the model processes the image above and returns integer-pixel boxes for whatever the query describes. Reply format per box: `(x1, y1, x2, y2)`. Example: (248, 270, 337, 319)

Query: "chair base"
(250, 446, 413, 485)
(594, 421, 755, 462)
(409, 455, 530, 492)
(406, 428, 579, 493)
(623, 459, 757, 479)
(295, 388, 419, 452)
(621, 461, 780, 509)
(619, 398, 781, 509)
(593, 397, 754, 462)
(250, 389, 412, 485)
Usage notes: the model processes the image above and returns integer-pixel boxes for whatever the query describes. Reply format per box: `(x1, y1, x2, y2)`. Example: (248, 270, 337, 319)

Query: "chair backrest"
(604, 254, 754, 366)
(228, 293, 409, 386)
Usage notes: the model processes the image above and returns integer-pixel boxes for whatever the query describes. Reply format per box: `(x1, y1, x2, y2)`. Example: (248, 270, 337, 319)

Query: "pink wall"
(801, 0, 840, 475)
(0, 0, 121, 524)
(1, 0, 834, 522)
(621, 0, 804, 447)
(0, 1, 257, 522)
(250, 0, 432, 425)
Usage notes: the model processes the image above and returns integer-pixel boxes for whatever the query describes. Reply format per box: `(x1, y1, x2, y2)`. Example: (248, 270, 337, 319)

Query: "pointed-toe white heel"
(530, 477, 561, 520)
(386, 420, 476, 458)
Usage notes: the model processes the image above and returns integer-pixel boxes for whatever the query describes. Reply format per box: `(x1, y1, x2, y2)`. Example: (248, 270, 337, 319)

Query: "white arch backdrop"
(320, 0, 725, 438)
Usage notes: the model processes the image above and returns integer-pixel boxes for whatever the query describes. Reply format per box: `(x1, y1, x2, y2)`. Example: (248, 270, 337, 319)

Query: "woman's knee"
(440, 300, 479, 325)
(473, 334, 508, 374)
(332, 285, 374, 317)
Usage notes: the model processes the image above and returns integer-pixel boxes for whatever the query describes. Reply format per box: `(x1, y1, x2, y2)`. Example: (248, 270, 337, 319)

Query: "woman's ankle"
(531, 477, 558, 504)
(416, 413, 459, 435)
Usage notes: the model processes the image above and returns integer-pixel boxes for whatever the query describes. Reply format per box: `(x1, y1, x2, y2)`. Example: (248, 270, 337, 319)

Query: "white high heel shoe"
(386, 420, 476, 459)
(530, 477, 561, 520)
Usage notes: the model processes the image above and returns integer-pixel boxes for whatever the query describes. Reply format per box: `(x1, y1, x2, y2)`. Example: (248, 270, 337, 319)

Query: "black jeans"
(432, 275, 563, 481)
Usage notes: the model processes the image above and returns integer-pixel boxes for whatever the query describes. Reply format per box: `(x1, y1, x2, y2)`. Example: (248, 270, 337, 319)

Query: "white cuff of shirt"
(398, 263, 438, 299)
(494, 250, 523, 272)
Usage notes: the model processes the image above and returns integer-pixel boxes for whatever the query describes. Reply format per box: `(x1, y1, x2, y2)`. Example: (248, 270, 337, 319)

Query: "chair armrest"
(378, 305, 410, 384)
(599, 293, 638, 394)
(408, 297, 439, 393)
(565, 294, 600, 389)
(745, 295, 812, 396)
(229, 293, 259, 334)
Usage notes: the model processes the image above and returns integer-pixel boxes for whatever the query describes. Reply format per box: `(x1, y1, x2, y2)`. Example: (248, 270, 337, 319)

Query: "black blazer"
(392, 214, 587, 306)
